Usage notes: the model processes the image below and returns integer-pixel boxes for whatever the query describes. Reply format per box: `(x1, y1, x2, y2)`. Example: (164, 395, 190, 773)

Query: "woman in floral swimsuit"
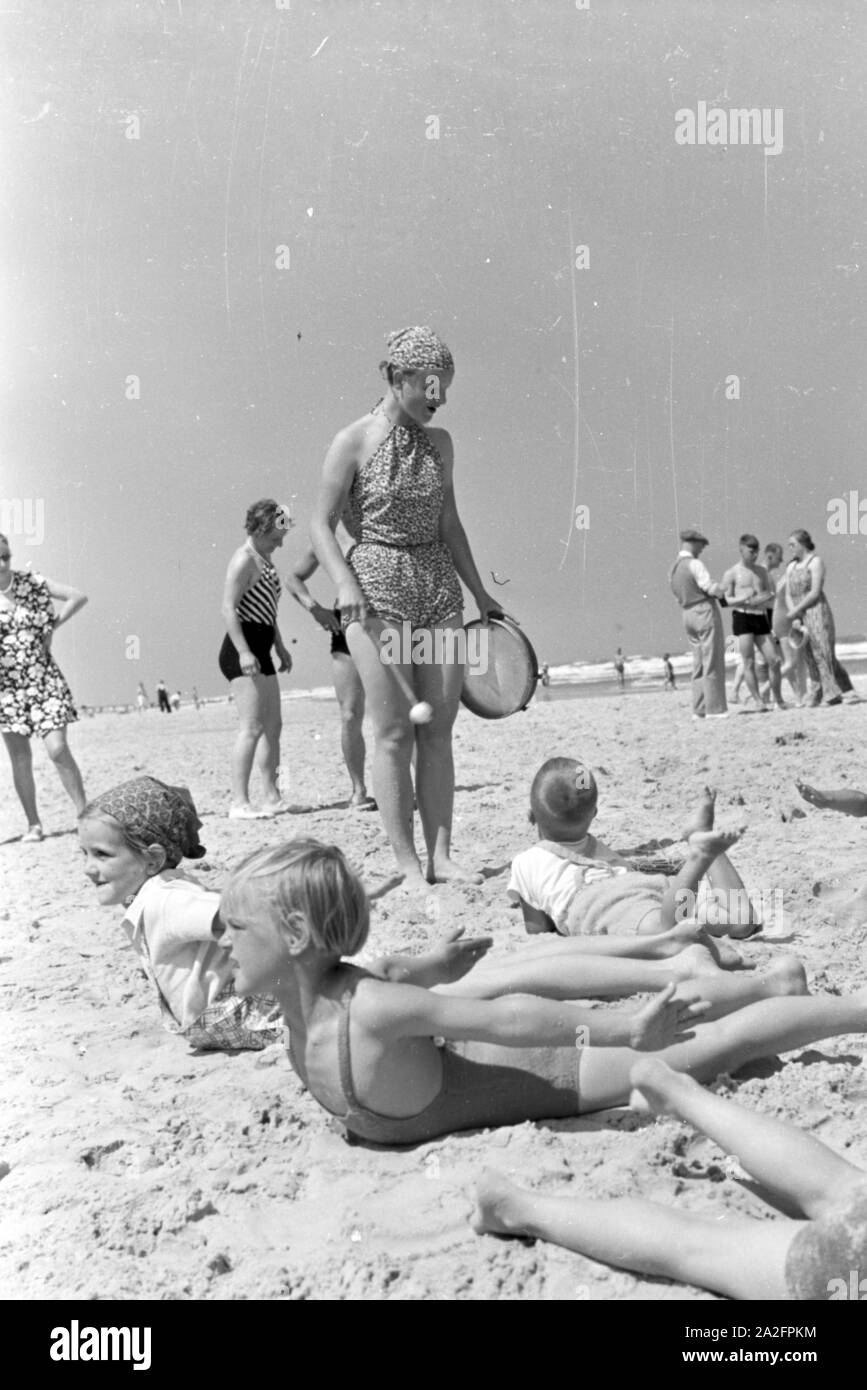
(0, 532, 88, 841)
(311, 327, 503, 890)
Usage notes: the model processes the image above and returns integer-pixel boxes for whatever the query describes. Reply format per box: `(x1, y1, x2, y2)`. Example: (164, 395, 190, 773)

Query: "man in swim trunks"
(722, 534, 785, 711)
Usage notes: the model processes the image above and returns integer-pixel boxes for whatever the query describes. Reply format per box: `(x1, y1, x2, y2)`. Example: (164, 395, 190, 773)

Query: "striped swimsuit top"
(236, 543, 281, 626)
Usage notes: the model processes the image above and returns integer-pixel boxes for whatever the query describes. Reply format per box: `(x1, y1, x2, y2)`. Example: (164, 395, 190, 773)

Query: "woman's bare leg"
(473, 1170, 796, 1300)
(254, 675, 282, 807)
(413, 614, 482, 884)
(229, 675, 270, 808)
(2, 731, 40, 826)
(577, 987, 867, 1114)
(630, 1058, 867, 1219)
(332, 652, 369, 801)
(43, 727, 87, 814)
(347, 619, 425, 886)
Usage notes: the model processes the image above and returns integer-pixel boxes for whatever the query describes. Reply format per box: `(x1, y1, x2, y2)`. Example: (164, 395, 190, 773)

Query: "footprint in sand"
(811, 877, 867, 930)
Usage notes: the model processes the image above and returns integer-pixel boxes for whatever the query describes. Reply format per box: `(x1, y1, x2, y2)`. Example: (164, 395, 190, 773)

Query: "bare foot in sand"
(687, 828, 742, 860)
(682, 785, 716, 839)
(426, 857, 484, 886)
(653, 921, 744, 969)
(669, 941, 724, 980)
(628, 1056, 694, 1116)
(760, 954, 809, 997)
(473, 1169, 532, 1237)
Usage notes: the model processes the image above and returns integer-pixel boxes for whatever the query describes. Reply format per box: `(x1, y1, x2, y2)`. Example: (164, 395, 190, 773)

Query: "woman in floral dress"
(0, 532, 88, 841)
(784, 529, 859, 707)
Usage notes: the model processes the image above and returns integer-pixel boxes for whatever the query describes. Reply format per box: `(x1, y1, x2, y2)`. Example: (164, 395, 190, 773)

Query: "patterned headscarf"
(87, 776, 206, 866)
(380, 326, 454, 375)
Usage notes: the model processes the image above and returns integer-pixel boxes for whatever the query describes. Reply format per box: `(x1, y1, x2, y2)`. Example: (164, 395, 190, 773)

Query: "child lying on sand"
(509, 763, 760, 939)
(475, 1057, 867, 1302)
(216, 837, 867, 1146)
(78, 777, 281, 1050)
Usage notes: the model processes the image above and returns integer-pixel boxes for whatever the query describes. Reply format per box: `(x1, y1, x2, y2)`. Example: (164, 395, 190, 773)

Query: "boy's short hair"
(739, 533, 760, 549)
(530, 757, 598, 828)
(223, 839, 369, 957)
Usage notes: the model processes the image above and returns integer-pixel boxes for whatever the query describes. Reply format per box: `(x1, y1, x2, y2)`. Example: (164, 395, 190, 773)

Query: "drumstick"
(388, 664, 433, 724)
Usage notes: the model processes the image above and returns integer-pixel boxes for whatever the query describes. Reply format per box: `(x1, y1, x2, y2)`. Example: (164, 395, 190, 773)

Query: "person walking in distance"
(669, 528, 728, 721)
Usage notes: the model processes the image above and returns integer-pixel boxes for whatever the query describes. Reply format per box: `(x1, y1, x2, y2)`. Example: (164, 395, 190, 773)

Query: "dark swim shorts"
(732, 610, 772, 637)
(330, 607, 350, 657)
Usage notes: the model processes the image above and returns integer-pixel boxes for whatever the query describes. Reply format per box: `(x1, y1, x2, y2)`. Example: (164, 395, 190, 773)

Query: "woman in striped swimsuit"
(219, 499, 294, 818)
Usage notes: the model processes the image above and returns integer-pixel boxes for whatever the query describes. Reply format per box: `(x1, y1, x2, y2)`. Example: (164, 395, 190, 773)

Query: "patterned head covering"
(87, 776, 206, 866)
(380, 326, 454, 375)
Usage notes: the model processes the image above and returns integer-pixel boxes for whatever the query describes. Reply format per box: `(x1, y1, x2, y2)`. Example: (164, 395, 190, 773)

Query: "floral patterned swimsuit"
(342, 418, 463, 629)
(0, 571, 78, 737)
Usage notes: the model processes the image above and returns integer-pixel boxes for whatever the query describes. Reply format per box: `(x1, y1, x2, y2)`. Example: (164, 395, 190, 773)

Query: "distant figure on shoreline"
(136, 682, 149, 713)
(669, 528, 728, 720)
(155, 680, 172, 714)
(191, 686, 201, 710)
(662, 653, 676, 690)
(170, 690, 182, 712)
(537, 662, 551, 700)
(613, 647, 626, 691)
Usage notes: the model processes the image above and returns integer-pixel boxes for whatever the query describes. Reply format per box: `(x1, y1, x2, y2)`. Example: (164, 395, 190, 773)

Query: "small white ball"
(409, 701, 434, 724)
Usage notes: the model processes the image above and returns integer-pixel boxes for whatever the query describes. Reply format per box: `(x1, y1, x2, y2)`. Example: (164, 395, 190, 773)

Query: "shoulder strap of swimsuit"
(337, 986, 360, 1110)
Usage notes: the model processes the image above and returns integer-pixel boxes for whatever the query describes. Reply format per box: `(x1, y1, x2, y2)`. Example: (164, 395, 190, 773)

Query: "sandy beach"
(2, 686, 867, 1302)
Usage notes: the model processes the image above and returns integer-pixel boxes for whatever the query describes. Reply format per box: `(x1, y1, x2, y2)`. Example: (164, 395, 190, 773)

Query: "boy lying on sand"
(509, 762, 760, 939)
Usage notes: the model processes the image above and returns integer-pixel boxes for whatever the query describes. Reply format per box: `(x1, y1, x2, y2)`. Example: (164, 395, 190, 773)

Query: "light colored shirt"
(122, 869, 230, 1029)
(508, 836, 629, 932)
(677, 548, 716, 595)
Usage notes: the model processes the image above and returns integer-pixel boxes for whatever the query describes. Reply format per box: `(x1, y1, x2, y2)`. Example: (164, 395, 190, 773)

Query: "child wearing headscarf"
(79, 776, 281, 1050)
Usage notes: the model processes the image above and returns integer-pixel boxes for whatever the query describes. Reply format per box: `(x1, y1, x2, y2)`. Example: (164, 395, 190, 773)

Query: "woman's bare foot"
(426, 857, 484, 886)
(682, 785, 716, 839)
(628, 1056, 695, 1116)
(473, 1169, 532, 1237)
(348, 790, 377, 811)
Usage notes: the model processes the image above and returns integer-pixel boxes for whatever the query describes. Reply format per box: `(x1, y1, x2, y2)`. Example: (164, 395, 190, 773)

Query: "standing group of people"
(671, 526, 859, 722)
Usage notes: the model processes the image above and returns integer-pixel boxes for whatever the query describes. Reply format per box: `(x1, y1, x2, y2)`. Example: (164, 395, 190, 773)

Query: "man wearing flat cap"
(669, 528, 729, 719)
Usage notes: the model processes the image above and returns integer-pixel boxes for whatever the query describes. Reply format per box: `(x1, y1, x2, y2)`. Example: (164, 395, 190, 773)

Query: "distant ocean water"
(282, 641, 867, 704)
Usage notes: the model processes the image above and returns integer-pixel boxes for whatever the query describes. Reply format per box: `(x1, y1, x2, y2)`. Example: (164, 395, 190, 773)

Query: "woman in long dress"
(784, 529, 858, 706)
(0, 532, 88, 841)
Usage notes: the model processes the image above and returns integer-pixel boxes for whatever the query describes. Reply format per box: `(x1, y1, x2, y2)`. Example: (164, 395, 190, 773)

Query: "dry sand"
(2, 687, 866, 1301)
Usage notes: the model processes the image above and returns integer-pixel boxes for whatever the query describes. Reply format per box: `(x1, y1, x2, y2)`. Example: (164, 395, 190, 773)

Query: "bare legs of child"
(656, 786, 761, 940)
(474, 1057, 866, 1300)
(437, 944, 806, 1022)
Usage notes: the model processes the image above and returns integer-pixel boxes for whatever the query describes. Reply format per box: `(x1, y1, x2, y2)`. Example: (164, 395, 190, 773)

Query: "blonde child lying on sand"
(474, 1057, 867, 1301)
(215, 837, 867, 1146)
(78, 777, 282, 1050)
(509, 763, 761, 940)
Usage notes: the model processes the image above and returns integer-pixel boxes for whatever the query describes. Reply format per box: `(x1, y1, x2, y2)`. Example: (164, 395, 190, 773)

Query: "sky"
(3, 0, 866, 704)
